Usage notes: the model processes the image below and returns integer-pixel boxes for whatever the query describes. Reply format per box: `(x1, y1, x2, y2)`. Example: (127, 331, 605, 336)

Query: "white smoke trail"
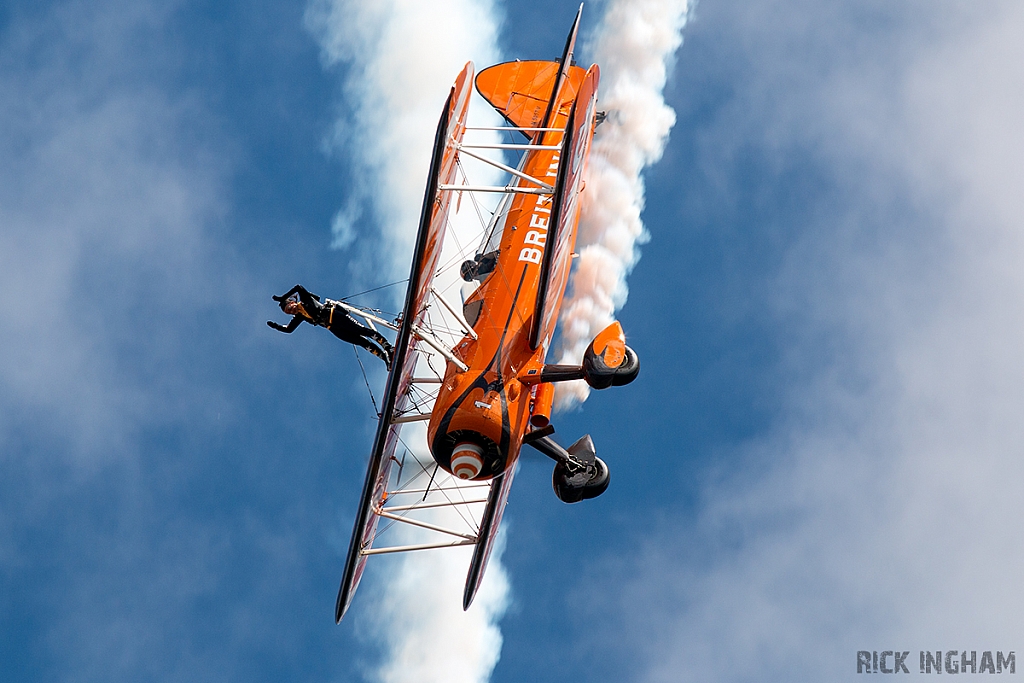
(305, 2, 511, 682)
(554, 0, 689, 408)
(306, 0, 502, 280)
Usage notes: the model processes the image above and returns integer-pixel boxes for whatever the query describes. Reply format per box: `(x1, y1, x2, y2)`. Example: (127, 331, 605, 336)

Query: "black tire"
(611, 346, 640, 386)
(552, 457, 610, 503)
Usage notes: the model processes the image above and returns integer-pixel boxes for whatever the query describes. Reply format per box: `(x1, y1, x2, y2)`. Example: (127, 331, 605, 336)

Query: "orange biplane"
(332, 4, 638, 622)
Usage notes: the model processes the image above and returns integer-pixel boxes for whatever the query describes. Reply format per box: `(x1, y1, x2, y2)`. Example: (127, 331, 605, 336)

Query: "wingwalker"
(321, 5, 640, 622)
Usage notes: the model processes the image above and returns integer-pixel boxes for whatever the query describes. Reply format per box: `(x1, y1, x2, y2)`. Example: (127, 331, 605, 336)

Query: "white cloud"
(0, 1, 274, 678)
(0, 0, 233, 461)
(598, 2, 1024, 680)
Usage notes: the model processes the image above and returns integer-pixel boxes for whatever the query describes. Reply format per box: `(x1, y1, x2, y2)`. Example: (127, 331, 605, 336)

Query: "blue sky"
(4, 0, 1024, 681)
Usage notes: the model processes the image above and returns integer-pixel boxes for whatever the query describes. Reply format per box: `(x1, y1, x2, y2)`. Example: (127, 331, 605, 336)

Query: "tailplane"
(475, 60, 586, 132)
(475, 3, 587, 133)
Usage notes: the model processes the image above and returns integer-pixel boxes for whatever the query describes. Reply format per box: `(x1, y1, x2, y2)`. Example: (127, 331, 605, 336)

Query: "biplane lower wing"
(462, 462, 517, 610)
(530, 64, 600, 351)
(335, 62, 474, 623)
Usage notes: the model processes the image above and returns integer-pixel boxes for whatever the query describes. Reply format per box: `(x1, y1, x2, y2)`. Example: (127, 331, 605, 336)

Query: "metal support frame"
(361, 539, 477, 556)
(374, 508, 478, 540)
(331, 300, 399, 332)
(359, 479, 493, 557)
(465, 126, 563, 133)
(390, 413, 432, 424)
(460, 143, 562, 151)
(382, 498, 489, 513)
(438, 184, 552, 195)
(386, 483, 491, 495)
(333, 299, 467, 371)
(431, 287, 478, 340)
(333, 301, 466, 374)
(410, 322, 468, 372)
(456, 144, 554, 192)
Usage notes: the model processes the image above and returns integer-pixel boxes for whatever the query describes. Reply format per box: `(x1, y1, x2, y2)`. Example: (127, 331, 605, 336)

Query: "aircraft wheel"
(583, 344, 640, 390)
(552, 456, 610, 504)
(611, 345, 640, 386)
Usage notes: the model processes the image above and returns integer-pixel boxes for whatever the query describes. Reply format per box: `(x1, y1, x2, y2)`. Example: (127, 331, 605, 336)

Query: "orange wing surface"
(531, 64, 599, 351)
(463, 462, 517, 609)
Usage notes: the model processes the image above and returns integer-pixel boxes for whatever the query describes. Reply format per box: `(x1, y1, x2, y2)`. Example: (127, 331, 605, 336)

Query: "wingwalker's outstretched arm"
(269, 284, 319, 332)
(267, 315, 303, 333)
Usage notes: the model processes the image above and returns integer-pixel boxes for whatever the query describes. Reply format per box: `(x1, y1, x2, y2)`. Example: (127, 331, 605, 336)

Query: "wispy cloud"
(588, 1, 1024, 680)
(0, 0, 272, 678)
(306, 0, 503, 283)
(0, 0, 231, 461)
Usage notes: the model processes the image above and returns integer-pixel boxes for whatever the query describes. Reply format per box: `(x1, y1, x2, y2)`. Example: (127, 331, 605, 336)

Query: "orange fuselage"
(427, 61, 597, 480)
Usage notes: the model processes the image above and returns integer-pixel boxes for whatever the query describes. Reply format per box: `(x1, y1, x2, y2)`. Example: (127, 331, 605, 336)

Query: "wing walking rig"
(335, 4, 639, 623)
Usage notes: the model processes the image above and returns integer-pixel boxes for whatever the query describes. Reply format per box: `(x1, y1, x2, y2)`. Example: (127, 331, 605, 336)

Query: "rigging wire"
(339, 278, 409, 302)
(352, 345, 380, 417)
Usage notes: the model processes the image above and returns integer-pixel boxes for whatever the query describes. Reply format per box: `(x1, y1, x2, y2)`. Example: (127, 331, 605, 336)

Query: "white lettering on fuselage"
(518, 152, 559, 264)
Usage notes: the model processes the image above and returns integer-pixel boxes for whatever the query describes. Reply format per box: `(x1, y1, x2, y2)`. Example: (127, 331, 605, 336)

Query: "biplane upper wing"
(539, 2, 583, 131)
(529, 64, 600, 351)
(334, 62, 474, 624)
